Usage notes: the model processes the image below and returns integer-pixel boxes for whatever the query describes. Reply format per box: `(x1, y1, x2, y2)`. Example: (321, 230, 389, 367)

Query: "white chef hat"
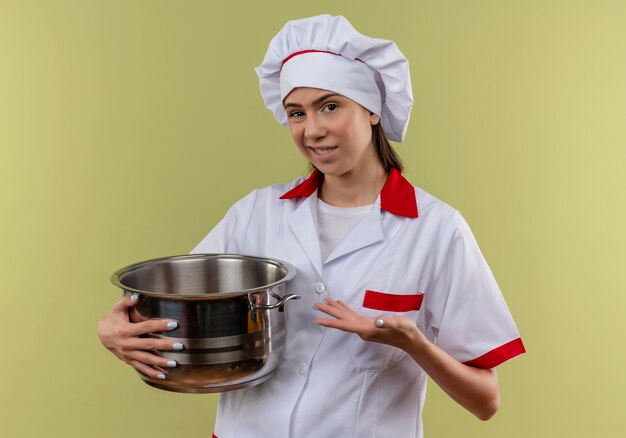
(255, 14, 413, 142)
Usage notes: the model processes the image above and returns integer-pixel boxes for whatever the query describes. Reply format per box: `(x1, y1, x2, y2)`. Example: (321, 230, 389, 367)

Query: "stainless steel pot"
(110, 254, 299, 393)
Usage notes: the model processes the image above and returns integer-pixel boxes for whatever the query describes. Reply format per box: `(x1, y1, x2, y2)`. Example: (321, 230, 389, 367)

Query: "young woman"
(98, 15, 525, 438)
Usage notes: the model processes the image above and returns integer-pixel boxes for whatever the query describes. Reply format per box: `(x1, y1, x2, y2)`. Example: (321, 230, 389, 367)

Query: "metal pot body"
(110, 254, 298, 393)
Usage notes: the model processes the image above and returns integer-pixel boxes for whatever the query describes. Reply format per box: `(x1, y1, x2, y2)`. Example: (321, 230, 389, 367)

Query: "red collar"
(279, 168, 418, 218)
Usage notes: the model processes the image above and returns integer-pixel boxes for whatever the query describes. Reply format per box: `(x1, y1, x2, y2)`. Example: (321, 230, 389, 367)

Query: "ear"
(369, 112, 380, 125)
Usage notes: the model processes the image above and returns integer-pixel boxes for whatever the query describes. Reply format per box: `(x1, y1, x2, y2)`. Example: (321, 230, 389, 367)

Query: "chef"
(98, 14, 525, 438)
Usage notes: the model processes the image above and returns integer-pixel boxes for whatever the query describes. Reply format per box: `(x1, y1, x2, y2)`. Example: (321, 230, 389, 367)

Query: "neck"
(318, 163, 387, 208)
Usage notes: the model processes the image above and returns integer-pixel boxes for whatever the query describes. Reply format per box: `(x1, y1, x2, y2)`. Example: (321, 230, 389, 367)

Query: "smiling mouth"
(308, 146, 337, 156)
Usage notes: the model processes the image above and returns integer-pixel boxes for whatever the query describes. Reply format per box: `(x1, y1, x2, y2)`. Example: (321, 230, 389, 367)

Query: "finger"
(129, 360, 167, 380)
(314, 302, 346, 320)
(373, 315, 405, 331)
(132, 350, 178, 369)
(111, 293, 142, 313)
(314, 317, 356, 332)
(321, 297, 360, 317)
(323, 296, 340, 306)
(316, 304, 360, 323)
(318, 296, 347, 311)
(315, 316, 374, 333)
(125, 318, 179, 337)
(129, 306, 149, 324)
(123, 336, 184, 352)
(334, 299, 360, 317)
(372, 316, 403, 332)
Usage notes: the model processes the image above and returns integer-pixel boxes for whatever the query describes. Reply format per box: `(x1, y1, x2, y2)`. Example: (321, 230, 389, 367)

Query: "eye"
(323, 103, 338, 112)
(289, 110, 305, 118)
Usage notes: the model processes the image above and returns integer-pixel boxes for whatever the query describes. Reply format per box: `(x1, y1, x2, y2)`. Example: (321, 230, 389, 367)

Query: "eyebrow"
(283, 92, 341, 109)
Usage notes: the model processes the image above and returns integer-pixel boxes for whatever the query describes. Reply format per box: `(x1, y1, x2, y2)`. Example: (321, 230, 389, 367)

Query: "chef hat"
(255, 14, 413, 142)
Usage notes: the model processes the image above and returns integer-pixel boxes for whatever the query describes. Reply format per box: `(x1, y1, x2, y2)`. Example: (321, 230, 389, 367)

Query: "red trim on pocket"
(463, 338, 526, 369)
(363, 290, 424, 312)
(212, 434, 218, 438)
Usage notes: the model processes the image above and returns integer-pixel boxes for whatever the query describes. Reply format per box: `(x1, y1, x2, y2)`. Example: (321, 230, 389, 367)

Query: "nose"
(303, 113, 326, 142)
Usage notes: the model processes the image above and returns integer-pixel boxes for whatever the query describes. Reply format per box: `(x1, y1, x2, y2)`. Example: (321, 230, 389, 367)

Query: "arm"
(314, 297, 500, 421)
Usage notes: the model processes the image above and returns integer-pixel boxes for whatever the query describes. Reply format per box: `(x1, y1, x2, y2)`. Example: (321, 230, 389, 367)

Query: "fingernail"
(172, 342, 184, 350)
(156, 373, 166, 379)
(166, 360, 177, 367)
(166, 321, 178, 329)
(130, 293, 139, 302)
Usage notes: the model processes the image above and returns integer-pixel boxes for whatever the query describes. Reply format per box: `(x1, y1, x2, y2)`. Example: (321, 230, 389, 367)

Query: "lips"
(308, 146, 337, 156)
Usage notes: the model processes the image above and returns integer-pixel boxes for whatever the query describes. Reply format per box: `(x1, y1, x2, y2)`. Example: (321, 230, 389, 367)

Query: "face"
(283, 87, 381, 178)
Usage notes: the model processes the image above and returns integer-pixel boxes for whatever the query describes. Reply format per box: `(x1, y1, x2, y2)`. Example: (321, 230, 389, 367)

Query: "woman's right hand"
(97, 293, 183, 380)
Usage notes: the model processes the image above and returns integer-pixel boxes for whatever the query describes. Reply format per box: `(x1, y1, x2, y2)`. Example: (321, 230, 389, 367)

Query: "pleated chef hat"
(255, 14, 413, 142)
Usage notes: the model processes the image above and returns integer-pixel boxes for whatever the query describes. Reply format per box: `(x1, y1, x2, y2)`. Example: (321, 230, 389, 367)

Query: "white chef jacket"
(192, 168, 525, 438)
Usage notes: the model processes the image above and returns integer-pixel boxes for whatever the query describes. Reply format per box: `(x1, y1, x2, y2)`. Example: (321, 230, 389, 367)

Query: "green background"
(1, 0, 625, 436)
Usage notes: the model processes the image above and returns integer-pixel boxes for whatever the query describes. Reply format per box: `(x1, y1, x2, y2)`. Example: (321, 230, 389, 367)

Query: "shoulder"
(229, 175, 309, 211)
(412, 186, 460, 227)
(410, 185, 483, 252)
(191, 176, 307, 253)
(258, 175, 308, 199)
(412, 188, 486, 263)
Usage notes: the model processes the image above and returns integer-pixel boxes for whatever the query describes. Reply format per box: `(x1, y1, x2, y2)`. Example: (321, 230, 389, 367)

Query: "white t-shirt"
(315, 198, 374, 262)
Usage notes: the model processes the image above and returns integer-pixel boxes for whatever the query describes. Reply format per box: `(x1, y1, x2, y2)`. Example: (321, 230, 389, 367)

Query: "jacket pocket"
(349, 290, 424, 371)
(362, 290, 424, 312)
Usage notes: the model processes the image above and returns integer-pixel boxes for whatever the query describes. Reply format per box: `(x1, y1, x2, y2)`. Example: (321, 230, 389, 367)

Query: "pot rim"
(110, 253, 296, 299)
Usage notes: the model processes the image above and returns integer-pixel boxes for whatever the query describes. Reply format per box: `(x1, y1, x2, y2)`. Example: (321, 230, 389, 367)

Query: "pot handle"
(253, 293, 301, 310)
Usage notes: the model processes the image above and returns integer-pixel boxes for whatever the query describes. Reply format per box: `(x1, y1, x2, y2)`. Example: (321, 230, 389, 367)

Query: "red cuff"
(463, 338, 526, 369)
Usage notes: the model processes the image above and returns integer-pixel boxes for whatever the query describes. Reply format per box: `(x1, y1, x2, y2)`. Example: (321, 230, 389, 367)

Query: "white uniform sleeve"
(190, 189, 259, 255)
(429, 210, 525, 369)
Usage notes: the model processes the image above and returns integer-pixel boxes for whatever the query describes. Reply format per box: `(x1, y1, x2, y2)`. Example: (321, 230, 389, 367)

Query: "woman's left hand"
(313, 297, 426, 352)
